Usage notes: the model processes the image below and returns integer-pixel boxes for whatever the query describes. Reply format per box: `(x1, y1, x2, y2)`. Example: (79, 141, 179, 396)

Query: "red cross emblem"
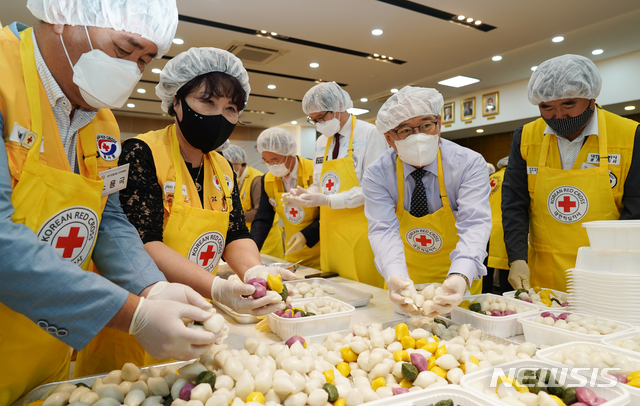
(325, 179, 335, 191)
(199, 245, 216, 266)
(557, 196, 577, 213)
(415, 234, 432, 247)
(490, 179, 497, 188)
(26, 136, 34, 144)
(55, 227, 85, 258)
(289, 207, 299, 218)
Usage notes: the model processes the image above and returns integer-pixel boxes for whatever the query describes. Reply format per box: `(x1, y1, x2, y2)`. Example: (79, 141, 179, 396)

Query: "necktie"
(332, 134, 341, 160)
(410, 168, 429, 217)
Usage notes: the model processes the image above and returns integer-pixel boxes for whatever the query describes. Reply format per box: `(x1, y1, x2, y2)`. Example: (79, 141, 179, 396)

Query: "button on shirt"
(308, 115, 388, 209)
(546, 113, 599, 170)
(362, 139, 492, 283)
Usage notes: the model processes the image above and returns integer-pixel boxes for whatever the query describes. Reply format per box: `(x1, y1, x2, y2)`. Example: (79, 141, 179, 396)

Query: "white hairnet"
(222, 144, 246, 164)
(215, 139, 230, 152)
(302, 82, 353, 115)
(487, 163, 496, 175)
(257, 128, 298, 156)
(497, 156, 509, 169)
(376, 86, 444, 134)
(528, 54, 602, 105)
(27, 0, 178, 58)
(156, 47, 251, 113)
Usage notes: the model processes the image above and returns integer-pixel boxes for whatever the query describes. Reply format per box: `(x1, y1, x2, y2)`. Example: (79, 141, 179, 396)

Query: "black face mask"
(542, 102, 594, 139)
(176, 95, 237, 154)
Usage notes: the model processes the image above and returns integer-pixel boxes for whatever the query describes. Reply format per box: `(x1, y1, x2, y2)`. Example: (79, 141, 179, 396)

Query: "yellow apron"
(319, 118, 383, 287)
(0, 29, 106, 405)
(528, 109, 619, 291)
(75, 125, 234, 376)
(265, 156, 321, 269)
(396, 153, 482, 294)
(241, 166, 284, 259)
(487, 168, 509, 270)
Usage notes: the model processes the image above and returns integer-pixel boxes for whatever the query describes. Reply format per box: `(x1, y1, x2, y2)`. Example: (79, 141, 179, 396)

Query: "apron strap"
(436, 149, 451, 209)
(18, 28, 44, 165)
(169, 125, 188, 205)
(77, 123, 100, 180)
(298, 155, 310, 189)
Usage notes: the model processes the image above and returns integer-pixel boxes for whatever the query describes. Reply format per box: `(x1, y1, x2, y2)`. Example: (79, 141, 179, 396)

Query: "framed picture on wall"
(461, 97, 475, 121)
(482, 92, 499, 117)
(441, 102, 454, 124)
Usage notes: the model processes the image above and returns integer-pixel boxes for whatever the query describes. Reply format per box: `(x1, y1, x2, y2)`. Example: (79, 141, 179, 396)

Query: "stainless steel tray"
(212, 300, 260, 324)
(17, 360, 193, 406)
(284, 278, 373, 307)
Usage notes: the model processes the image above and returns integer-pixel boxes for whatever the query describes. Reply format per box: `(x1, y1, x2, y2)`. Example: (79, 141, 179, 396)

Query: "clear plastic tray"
(601, 329, 640, 358)
(575, 246, 640, 274)
(284, 278, 373, 307)
(364, 385, 496, 406)
(583, 220, 640, 251)
(460, 358, 631, 406)
(503, 288, 571, 310)
(212, 300, 260, 324)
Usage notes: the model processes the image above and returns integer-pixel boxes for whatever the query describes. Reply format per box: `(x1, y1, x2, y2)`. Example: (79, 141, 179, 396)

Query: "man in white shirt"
(283, 82, 387, 286)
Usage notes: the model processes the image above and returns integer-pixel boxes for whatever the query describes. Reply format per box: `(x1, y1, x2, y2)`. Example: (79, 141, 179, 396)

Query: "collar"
(286, 156, 299, 179)
(31, 29, 74, 115)
(337, 113, 353, 136)
(237, 166, 248, 188)
(402, 154, 438, 182)
(543, 108, 600, 141)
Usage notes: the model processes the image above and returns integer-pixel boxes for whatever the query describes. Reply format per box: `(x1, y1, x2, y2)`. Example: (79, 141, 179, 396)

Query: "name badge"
(99, 164, 129, 197)
(163, 181, 188, 195)
(580, 162, 596, 170)
(527, 166, 538, 175)
(587, 153, 620, 165)
(9, 123, 44, 152)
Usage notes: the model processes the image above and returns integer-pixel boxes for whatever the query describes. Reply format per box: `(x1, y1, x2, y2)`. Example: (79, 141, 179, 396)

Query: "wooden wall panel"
(451, 131, 514, 166)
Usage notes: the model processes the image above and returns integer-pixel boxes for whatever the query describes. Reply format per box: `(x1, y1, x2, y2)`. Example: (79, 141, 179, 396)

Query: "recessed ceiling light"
(466, 18, 474, 23)
(172, 38, 184, 45)
(457, 15, 465, 20)
(372, 29, 383, 36)
(267, 84, 276, 89)
(309, 62, 319, 68)
(388, 57, 394, 60)
(531, 66, 538, 71)
(552, 36, 564, 43)
(625, 106, 636, 111)
(592, 49, 604, 55)
(260, 30, 267, 34)
(126, 103, 135, 108)
(291, 121, 298, 125)
(136, 88, 146, 94)
(373, 53, 380, 57)
(270, 32, 278, 36)
(390, 88, 399, 93)
(475, 20, 482, 25)
(360, 98, 368, 102)
(492, 55, 502, 61)
(438, 75, 480, 88)
(151, 68, 162, 74)
(476, 129, 484, 133)
(346, 108, 370, 116)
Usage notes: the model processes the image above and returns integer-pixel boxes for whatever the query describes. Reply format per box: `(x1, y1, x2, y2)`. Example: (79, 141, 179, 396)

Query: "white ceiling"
(4, 0, 640, 132)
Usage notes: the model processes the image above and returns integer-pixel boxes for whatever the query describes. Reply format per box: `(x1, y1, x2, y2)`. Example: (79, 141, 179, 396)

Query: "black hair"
(168, 71, 246, 117)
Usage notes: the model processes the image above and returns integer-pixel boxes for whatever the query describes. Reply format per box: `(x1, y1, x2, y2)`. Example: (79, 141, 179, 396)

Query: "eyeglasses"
(262, 157, 287, 165)
(306, 111, 332, 125)
(391, 120, 439, 139)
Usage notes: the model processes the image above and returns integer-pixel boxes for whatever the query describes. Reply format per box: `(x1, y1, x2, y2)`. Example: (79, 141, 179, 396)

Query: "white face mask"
(266, 162, 290, 177)
(395, 133, 439, 167)
(316, 117, 341, 137)
(60, 27, 142, 109)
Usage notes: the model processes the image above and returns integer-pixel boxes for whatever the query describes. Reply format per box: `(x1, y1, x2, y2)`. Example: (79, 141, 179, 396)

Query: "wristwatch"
(446, 273, 470, 289)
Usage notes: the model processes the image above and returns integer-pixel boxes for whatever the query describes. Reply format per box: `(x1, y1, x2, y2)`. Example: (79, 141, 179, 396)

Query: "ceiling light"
(381, 55, 387, 59)
(126, 103, 135, 108)
(291, 121, 298, 124)
(309, 62, 319, 68)
(531, 66, 538, 71)
(136, 88, 146, 94)
(438, 75, 480, 88)
(390, 88, 399, 93)
(346, 108, 370, 116)
(476, 129, 484, 133)
(552, 36, 564, 43)
(172, 38, 184, 45)
(475, 20, 482, 25)
(625, 106, 636, 111)
(260, 30, 267, 34)
(492, 55, 502, 61)
(270, 32, 278, 36)
(151, 68, 162, 74)
(373, 53, 380, 57)
(466, 18, 474, 23)
(457, 15, 465, 20)
(371, 29, 383, 36)
(592, 49, 604, 55)
(388, 57, 394, 60)
(360, 98, 368, 102)
(267, 84, 276, 89)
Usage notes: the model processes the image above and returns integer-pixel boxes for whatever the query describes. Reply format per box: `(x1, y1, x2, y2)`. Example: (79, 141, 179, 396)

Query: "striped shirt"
(544, 112, 599, 170)
(31, 30, 96, 172)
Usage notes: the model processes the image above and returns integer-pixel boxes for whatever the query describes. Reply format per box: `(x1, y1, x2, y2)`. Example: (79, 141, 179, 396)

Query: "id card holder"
(99, 163, 129, 196)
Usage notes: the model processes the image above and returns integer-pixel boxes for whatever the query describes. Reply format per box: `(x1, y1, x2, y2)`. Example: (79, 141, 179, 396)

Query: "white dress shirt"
(308, 114, 388, 209)
(363, 139, 491, 283)
(545, 112, 599, 170)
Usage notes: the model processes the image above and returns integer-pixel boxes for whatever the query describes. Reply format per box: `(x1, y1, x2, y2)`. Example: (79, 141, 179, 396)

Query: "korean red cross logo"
(405, 228, 443, 254)
(188, 231, 225, 272)
(547, 185, 589, 223)
(320, 171, 341, 195)
(284, 205, 305, 224)
(37, 207, 99, 265)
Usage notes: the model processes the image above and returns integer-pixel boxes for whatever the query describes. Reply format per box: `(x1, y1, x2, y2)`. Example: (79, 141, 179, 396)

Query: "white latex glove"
(281, 186, 307, 201)
(508, 260, 531, 289)
(211, 276, 284, 316)
(130, 297, 216, 360)
(285, 232, 306, 256)
(430, 275, 468, 317)
(244, 265, 296, 283)
(288, 192, 330, 208)
(387, 275, 420, 315)
(146, 281, 212, 310)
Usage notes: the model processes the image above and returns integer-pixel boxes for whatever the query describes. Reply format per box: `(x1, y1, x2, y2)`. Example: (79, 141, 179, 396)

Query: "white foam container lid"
(450, 294, 539, 338)
(583, 220, 640, 251)
(518, 310, 635, 347)
(460, 358, 631, 406)
(363, 385, 496, 406)
(536, 341, 640, 404)
(575, 246, 640, 274)
(267, 296, 355, 341)
(601, 328, 640, 358)
(503, 288, 570, 310)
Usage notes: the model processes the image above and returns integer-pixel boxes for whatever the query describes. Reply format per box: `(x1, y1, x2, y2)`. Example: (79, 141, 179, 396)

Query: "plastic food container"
(460, 358, 631, 406)
(575, 246, 640, 274)
(364, 385, 495, 406)
(450, 294, 539, 338)
(536, 341, 640, 404)
(503, 288, 570, 310)
(284, 278, 373, 307)
(518, 310, 635, 347)
(267, 297, 355, 340)
(583, 220, 640, 251)
(601, 329, 640, 358)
